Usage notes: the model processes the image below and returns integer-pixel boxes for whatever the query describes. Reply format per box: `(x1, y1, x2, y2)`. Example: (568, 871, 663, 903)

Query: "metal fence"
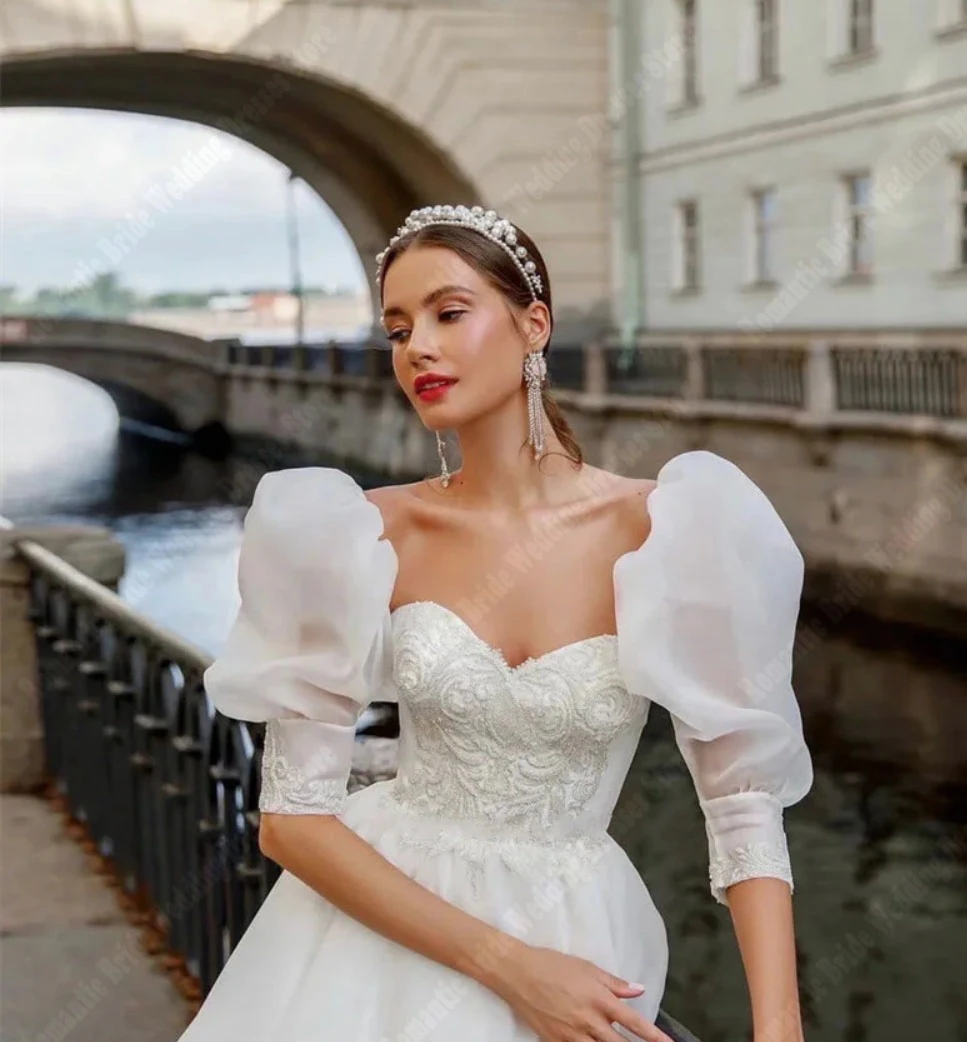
(833, 347, 965, 416)
(224, 333, 967, 420)
(18, 535, 702, 1040)
(703, 346, 806, 407)
(24, 538, 274, 1003)
(606, 344, 687, 397)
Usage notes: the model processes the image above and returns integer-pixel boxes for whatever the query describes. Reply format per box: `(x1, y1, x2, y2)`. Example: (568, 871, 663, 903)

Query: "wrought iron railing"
(222, 333, 967, 420)
(703, 345, 806, 407)
(833, 346, 965, 416)
(545, 343, 586, 390)
(17, 534, 701, 1040)
(23, 536, 271, 1004)
(606, 343, 687, 397)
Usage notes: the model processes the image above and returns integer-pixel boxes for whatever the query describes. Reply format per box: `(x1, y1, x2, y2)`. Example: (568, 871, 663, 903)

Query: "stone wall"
(223, 367, 967, 637)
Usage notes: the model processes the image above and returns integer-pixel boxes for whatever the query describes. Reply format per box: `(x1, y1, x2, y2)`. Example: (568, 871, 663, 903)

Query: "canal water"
(2, 365, 965, 1042)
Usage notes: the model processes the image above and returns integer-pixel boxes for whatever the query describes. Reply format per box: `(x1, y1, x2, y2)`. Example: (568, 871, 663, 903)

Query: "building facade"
(3, 0, 966, 334)
(618, 0, 967, 331)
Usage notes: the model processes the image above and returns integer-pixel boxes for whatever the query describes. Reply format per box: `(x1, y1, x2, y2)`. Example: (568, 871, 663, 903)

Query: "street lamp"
(286, 169, 305, 348)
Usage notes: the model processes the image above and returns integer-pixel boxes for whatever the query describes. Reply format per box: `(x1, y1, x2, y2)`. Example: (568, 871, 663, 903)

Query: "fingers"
(590, 1024, 634, 1042)
(600, 971, 646, 999)
(605, 1001, 675, 1042)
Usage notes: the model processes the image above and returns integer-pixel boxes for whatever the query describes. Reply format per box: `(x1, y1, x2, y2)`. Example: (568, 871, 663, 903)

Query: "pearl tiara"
(375, 204, 543, 301)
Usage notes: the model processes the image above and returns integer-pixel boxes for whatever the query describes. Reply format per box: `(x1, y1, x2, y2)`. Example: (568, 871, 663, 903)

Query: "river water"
(2, 365, 965, 1042)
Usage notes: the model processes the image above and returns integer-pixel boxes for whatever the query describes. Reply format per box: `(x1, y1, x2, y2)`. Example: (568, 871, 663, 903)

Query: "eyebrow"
(381, 284, 476, 322)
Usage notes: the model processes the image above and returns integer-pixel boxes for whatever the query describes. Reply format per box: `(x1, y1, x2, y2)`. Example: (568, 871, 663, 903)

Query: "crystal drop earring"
(523, 349, 547, 459)
(435, 431, 451, 488)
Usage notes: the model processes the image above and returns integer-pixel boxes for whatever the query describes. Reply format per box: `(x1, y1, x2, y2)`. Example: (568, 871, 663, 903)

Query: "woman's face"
(380, 245, 546, 431)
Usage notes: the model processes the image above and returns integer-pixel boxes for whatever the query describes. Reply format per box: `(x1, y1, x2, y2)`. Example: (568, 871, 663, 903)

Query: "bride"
(180, 204, 813, 1042)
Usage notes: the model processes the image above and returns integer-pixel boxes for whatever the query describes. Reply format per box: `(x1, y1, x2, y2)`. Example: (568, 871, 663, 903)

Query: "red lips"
(414, 372, 458, 401)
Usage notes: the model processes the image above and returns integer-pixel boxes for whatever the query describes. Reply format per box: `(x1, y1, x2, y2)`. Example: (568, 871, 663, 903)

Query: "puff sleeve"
(614, 451, 813, 905)
(203, 467, 399, 816)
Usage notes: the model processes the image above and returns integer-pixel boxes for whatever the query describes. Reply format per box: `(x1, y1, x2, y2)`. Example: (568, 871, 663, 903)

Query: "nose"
(403, 321, 441, 366)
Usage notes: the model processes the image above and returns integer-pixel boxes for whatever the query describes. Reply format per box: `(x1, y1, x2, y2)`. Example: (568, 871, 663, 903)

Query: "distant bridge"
(0, 315, 227, 445)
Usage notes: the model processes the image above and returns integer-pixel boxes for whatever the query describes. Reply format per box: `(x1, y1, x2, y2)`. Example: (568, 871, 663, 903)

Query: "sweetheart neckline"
(389, 600, 618, 675)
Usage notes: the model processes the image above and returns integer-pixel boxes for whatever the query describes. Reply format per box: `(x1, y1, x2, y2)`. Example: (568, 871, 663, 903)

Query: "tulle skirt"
(177, 779, 669, 1041)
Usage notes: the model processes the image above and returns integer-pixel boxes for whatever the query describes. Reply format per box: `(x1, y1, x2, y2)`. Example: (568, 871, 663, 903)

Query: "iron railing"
(223, 333, 967, 419)
(545, 343, 586, 391)
(833, 346, 965, 416)
(24, 537, 270, 1003)
(702, 345, 806, 407)
(606, 343, 687, 397)
(17, 534, 701, 1040)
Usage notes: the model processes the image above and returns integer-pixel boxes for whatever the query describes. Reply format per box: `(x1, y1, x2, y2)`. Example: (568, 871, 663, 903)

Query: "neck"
(441, 391, 580, 511)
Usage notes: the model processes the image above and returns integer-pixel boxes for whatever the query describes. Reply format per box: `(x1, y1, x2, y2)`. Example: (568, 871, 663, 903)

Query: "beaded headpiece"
(375, 204, 543, 301)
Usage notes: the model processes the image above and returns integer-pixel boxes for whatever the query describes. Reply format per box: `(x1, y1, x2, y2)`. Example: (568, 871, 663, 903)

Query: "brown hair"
(378, 220, 584, 467)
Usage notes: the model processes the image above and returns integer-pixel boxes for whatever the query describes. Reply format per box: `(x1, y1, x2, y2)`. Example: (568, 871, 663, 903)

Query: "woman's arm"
(259, 812, 515, 985)
(725, 878, 804, 1042)
(259, 814, 669, 1042)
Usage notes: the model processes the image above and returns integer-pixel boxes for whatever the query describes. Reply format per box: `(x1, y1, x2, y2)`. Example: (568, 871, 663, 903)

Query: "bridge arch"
(2, 48, 482, 315)
(1, 3, 608, 321)
(0, 317, 228, 450)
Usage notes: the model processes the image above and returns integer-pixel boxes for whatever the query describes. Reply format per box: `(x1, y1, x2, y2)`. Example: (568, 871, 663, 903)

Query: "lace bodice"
(203, 451, 814, 905)
(389, 601, 648, 838)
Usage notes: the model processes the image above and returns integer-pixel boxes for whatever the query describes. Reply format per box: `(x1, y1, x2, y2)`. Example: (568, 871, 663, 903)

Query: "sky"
(0, 108, 366, 297)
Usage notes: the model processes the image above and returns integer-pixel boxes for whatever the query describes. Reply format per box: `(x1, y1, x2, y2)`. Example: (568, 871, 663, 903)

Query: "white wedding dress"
(178, 450, 813, 1041)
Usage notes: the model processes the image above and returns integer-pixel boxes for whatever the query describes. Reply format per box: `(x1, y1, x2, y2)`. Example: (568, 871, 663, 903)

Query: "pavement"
(0, 738, 400, 1042)
(1, 793, 190, 1042)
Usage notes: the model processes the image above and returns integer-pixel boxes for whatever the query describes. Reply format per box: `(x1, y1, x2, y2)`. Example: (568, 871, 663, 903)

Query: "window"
(682, 0, 699, 104)
(959, 160, 967, 267)
(844, 173, 872, 275)
(940, 0, 967, 28)
(669, 0, 700, 108)
(756, 0, 779, 81)
(946, 0, 967, 26)
(848, 0, 874, 54)
(751, 188, 778, 283)
(674, 200, 701, 290)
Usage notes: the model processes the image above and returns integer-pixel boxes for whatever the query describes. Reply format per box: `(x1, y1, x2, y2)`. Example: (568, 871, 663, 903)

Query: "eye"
(386, 328, 409, 344)
(439, 308, 465, 323)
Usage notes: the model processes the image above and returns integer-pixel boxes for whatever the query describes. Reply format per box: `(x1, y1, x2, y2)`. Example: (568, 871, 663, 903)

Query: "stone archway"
(2, 49, 483, 316)
(1, 1, 610, 322)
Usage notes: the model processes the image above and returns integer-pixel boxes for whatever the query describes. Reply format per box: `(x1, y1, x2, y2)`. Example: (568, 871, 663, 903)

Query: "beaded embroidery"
(390, 601, 647, 832)
(709, 836, 794, 905)
(259, 719, 347, 815)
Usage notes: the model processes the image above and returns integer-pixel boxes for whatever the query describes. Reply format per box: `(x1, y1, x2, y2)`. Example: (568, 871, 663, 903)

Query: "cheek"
(391, 346, 406, 384)
(452, 313, 522, 391)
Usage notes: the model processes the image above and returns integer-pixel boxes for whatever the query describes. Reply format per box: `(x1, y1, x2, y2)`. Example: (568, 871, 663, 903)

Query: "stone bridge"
(1, 0, 610, 326)
(0, 315, 226, 440)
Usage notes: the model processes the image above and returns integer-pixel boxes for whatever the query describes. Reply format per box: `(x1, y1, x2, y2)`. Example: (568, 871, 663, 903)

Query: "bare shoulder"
(577, 464, 657, 544)
(363, 482, 408, 526)
(363, 479, 435, 542)
(578, 464, 657, 506)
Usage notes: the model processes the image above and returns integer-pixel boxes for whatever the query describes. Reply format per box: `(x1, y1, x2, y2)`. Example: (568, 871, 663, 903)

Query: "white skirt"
(176, 780, 669, 1041)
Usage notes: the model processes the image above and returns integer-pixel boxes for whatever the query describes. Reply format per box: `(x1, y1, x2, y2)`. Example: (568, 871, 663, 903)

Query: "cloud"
(0, 108, 364, 294)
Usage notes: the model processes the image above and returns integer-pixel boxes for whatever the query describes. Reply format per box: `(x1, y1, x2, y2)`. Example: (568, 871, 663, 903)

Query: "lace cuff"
(258, 718, 354, 815)
(708, 835, 793, 904)
(701, 789, 794, 905)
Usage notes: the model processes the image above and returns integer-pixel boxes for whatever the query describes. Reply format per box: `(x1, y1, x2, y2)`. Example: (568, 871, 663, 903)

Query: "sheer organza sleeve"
(614, 451, 813, 905)
(203, 468, 398, 816)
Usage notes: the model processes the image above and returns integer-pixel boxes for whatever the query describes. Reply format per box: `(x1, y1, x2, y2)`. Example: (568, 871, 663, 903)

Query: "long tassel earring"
(435, 431, 451, 488)
(523, 349, 547, 460)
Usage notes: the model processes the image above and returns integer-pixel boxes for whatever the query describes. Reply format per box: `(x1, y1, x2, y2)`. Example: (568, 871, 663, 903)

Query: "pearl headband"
(375, 204, 543, 301)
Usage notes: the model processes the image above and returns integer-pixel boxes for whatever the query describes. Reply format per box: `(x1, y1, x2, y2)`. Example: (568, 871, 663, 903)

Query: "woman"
(181, 204, 813, 1042)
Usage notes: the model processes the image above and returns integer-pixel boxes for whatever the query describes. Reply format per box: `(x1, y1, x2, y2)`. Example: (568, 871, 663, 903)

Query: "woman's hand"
(487, 943, 675, 1042)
